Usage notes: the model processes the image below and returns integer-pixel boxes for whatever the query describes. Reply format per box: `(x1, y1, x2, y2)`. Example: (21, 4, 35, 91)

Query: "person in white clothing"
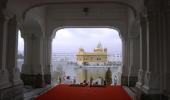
(114, 76, 118, 85)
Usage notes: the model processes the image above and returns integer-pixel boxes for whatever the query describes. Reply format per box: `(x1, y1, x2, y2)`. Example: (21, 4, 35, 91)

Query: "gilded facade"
(76, 43, 107, 65)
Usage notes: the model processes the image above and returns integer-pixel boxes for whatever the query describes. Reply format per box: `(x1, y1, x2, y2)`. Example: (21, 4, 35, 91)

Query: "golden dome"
(94, 48, 103, 52)
(94, 42, 104, 52)
(79, 48, 84, 52)
(94, 48, 102, 50)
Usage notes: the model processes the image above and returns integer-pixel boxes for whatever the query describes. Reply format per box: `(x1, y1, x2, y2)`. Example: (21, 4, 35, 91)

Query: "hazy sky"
(52, 28, 122, 54)
(18, 31, 24, 54)
(18, 28, 122, 54)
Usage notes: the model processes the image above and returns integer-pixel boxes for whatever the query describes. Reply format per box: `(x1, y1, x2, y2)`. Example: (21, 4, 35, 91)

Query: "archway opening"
(17, 30, 24, 72)
(51, 28, 122, 85)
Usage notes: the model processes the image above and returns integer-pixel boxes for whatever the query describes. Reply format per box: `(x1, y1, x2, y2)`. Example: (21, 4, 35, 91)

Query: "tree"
(105, 67, 112, 85)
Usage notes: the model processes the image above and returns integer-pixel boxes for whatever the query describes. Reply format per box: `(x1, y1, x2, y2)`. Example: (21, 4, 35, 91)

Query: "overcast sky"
(18, 28, 122, 55)
(18, 31, 24, 54)
(52, 28, 122, 54)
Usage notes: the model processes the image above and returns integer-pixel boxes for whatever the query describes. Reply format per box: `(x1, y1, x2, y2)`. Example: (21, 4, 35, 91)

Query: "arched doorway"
(51, 27, 122, 85)
(17, 30, 24, 72)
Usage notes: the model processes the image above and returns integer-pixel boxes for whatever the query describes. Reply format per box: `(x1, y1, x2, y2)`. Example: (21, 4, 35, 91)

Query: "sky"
(18, 31, 24, 54)
(18, 28, 122, 55)
(52, 28, 122, 55)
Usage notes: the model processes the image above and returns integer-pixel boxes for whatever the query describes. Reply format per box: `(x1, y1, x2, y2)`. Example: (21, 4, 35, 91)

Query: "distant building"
(76, 42, 107, 66)
(75, 43, 121, 84)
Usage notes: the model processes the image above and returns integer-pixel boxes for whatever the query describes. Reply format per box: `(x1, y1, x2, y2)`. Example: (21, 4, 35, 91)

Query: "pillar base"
(121, 76, 128, 86)
(142, 71, 161, 94)
(0, 69, 10, 89)
(142, 85, 161, 94)
(21, 64, 30, 74)
(21, 74, 43, 88)
(134, 88, 168, 100)
(0, 84, 23, 100)
(140, 93, 168, 100)
(136, 68, 143, 88)
(163, 90, 170, 100)
(13, 68, 23, 85)
(44, 74, 51, 84)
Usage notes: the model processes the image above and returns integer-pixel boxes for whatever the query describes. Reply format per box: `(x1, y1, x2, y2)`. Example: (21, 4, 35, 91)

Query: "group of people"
(59, 75, 118, 86)
(80, 76, 118, 86)
(59, 76, 76, 84)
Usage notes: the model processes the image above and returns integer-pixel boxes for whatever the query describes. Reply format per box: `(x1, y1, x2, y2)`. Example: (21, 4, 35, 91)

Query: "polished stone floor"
(24, 85, 52, 100)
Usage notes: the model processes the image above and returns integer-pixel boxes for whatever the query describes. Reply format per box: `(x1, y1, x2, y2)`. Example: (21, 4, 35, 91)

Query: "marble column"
(142, 10, 162, 95)
(140, 1, 170, 99)
(136, 15, 148, 88)
(0, 11, 10, 89)
(6, 16, 22, 85)
(21, 33, 44, 88)
(128, 36, 140, 87)
(121, 37, 130, 86)
(40, 36, 52, 84)
(0, 9, 23, 100)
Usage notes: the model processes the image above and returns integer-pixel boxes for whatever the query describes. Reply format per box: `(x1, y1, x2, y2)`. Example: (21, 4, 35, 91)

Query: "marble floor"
(24, 85, 53, 100)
